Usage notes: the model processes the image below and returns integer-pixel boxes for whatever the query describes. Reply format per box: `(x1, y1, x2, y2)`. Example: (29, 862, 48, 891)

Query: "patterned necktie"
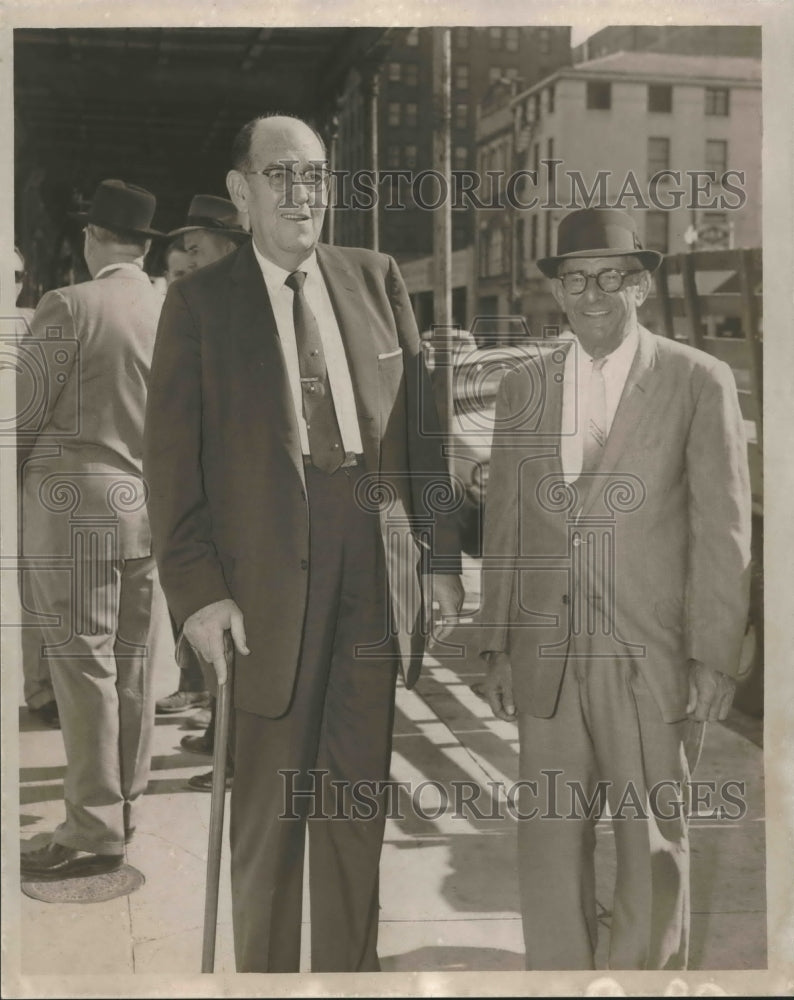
(582, 357, 607, 475)
(285, 270, 344, 474)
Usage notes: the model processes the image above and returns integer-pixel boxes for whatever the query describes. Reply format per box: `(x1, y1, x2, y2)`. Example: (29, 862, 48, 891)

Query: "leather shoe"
(188, 770, 233, 792)
(155, 690, 209, 715)
(180, 734, 213, 756)
(29, 702, 60, 728)
(182, 707, 212, 729)
(21, 842, 123, 881)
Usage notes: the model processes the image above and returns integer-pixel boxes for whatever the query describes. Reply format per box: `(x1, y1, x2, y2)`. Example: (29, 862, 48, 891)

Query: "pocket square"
(378, 347, 403, 360)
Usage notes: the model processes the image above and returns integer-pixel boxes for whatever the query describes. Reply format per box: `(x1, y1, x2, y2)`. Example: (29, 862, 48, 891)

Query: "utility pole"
(431, 27, 453, 444)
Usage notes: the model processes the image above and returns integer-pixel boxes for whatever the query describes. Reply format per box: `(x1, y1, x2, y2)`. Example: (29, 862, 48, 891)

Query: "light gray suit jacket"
(20, 266, 163, 560)
(479, 326, 752, 723)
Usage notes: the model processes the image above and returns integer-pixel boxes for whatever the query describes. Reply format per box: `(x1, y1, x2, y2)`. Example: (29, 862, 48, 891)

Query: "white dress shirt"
(559, 325, 639, 481)
(252, 243, 363, 455)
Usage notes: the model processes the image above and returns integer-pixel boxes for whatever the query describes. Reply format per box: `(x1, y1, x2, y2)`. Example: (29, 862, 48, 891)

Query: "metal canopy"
(15, 27, 392, 230)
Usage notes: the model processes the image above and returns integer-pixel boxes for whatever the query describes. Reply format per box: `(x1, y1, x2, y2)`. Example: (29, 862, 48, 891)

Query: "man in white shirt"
(144, 114, 463, 972)
(479, 208, 751, 969)
(19, 180, 172, 879)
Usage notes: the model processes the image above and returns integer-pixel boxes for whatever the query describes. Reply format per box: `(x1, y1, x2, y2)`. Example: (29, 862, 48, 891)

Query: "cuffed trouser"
(230, 462, 397, 973)
(516, 658, 702, 971)
(29, 554, 168, 854)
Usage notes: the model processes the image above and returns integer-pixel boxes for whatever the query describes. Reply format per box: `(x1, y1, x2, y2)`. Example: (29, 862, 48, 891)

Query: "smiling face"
(226, 117, 327, 272)
(551, 254, 651, 358)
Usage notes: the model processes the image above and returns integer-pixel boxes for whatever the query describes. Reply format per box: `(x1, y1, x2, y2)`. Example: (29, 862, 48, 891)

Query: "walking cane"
(201, 632, 234, 973)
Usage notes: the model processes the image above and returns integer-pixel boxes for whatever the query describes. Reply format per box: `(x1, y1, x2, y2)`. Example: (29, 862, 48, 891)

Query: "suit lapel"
(579, 325, 659, 518)
(229, 242, 305, 487)
(316, 245, 381, 464)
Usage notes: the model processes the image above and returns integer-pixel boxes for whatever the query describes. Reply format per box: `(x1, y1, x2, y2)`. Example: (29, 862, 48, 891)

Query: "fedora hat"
(70, 179, 162, 237)
(537, 208, 662, 278)
(167, 195, 249, 241)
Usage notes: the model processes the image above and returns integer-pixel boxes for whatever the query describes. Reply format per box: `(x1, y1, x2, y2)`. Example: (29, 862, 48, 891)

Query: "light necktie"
(285, 270, 344, 475)
(582, 356, 607, 475)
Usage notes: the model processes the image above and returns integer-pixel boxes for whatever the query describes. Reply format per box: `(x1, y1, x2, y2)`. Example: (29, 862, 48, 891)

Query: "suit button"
(562, 594, 569, 604)
(300, 559, 308, 570)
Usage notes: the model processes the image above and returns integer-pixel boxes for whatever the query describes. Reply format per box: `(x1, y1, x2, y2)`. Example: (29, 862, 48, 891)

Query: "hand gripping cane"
(201, 631, 234, 973)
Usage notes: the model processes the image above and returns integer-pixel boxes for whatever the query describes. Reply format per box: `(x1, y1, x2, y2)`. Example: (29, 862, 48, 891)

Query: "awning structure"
(14, 26, 393, 280)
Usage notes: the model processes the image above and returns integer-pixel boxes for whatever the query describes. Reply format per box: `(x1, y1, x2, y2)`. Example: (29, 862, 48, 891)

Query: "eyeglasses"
(558, 268, 644, 294)
(245, 165, 331, 193)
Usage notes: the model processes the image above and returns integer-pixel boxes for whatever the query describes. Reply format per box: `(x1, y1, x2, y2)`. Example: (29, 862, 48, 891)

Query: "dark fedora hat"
(70, 179, 162, 237)
(167, 195, 249, 242)
(537, 208, 662, 278)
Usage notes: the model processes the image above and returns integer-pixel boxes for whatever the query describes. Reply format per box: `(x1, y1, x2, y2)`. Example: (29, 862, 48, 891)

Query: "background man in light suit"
(144, 114, 463, 973)
(20, 180, 171, 879)
(480, 208, 751, 970)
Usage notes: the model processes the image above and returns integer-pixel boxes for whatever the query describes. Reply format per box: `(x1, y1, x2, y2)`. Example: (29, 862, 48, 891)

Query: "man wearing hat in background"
(19, 179, 172, 879)
(154, 194, 249, 793)
(480, 207, 751, 969)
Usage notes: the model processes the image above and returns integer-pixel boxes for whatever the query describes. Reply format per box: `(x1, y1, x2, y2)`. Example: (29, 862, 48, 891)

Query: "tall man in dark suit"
(20, 180, 172, 879)
(480, 209, 751, 969)
(144, 114, 463, 972)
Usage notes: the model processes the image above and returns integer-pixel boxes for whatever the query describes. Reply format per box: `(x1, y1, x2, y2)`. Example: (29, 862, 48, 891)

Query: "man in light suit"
(144, 114, 463, 972)
(20, 180, 172, 879)
(480, 208, 751, 970)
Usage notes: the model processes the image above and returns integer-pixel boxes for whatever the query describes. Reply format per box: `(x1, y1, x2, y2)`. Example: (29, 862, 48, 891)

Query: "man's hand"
(484, 651, 516, 721)
(183, 598, 249, 686)
(686, 660, 736, 722)
(428, 573, 465, 645)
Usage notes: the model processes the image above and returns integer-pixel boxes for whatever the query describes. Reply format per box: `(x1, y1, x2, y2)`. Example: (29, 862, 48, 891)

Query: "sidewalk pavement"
(16, 559, 766, 976)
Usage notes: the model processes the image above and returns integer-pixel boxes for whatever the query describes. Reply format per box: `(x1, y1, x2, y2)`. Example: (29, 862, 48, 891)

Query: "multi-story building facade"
(334, 25, 571, 328)
(474, 51, 762, 335)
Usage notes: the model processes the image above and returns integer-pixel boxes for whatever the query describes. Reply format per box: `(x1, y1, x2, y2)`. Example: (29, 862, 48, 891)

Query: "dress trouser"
(230, 462, 397, 973)
(516, 657, 701, 971)
(29, 554, 167, 854)
(19, 573, 56, 709)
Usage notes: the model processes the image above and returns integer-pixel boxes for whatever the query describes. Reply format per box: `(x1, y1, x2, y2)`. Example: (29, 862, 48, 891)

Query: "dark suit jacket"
(479, 326, 752, 723)
(144, 240, 459, 718)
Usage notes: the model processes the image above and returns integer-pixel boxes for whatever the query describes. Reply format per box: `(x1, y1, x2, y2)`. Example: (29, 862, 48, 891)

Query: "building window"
(705, 87, 730, 115)
(405, 102, 418, 128)
(405, 27, 419, 47)
(530, 214, 538, 260)
(388, 62, 401, 82)
(403, 62, 418, 87)
(647, 137, 670, 180)
(479, 231, 489, 277)
(648, 84, 672, 113)
(532, 141, 540, 176)
(506, 27, 520, 52)
(586, 81, 611, 110)
(489, 27, 503, 50)
(547, 84, 555, 113)
(454, 102, 468, 129)
(387, 102, 401, 127)
(488, 226, 504, 275)
(538, 27, 552, 55)
(386, 144, 400, 168)
(488, 66, 503, 86)
(453, 27, 469, 49)
(405, 144, 417, 169)
(453, 145, 468, 171)
(454, 64, 470, 91)
(645, 211, 669, 253)
(705, 139, 727, 176)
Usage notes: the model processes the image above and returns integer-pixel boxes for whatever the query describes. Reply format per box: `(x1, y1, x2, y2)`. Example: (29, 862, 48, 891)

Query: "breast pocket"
(377, 348, 406, 442)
